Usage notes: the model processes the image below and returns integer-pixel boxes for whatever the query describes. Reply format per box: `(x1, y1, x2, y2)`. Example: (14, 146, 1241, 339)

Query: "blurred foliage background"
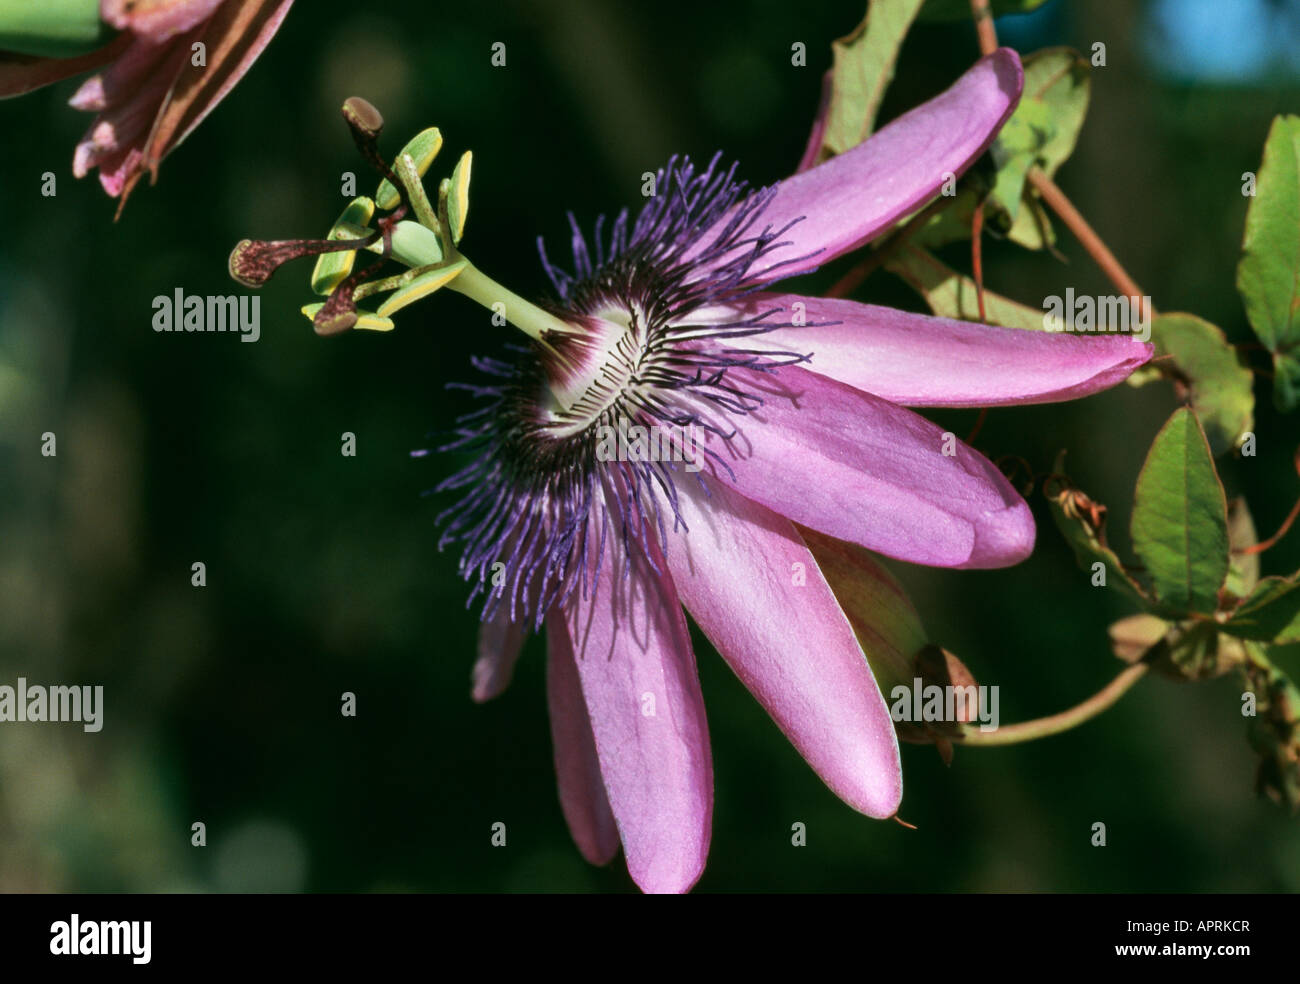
(1, 0, 1298, 892)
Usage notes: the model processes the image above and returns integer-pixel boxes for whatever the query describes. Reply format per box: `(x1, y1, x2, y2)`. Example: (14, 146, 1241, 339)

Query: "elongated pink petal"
(157, 0, 295, 161)
(692, 365, 1033, 568)
(662, 478, 902, 818)
(696, 293, 1153, 407)
(698, 48, 1022, 283)
(69, 33, 175, 111)
(470, 607, 527, 703)
(101, 0, 225, 42)
(564, 527, 712, 894)
(0, 33, 132, 100)
(545, 616, 620, 866)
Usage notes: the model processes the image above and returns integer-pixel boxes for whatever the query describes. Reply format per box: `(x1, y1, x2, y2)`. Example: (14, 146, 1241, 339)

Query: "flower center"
(539, 305, 647, 438)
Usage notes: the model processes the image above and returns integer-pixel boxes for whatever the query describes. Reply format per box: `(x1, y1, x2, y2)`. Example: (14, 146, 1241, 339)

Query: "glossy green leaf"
(1223, 577, 1300, 644)
(310, 197, 375, 297)
(1130, 408, 1230, 615)
(918, 0, 1049, 20)
(375, 127, 443, 210)
(1150, 313, 1254, 456)
(1237, 115, 1300, 411)
(886, 244, 1045, 331)
(987, 48, 1089, 250)
(808, 0, 925, 165)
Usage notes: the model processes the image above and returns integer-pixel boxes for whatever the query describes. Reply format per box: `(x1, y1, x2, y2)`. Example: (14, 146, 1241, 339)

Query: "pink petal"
(101, 0, 226, 42)
(691, 365, 1034, 568)
(94, 146, 144, 196)
(563, 525, 712, 894)
(697, 293, 1153, 407)
(545, 616, 620, 866)
(470, 607, 527, 703)
(0, 33, 132, 100)
(156, 0, 295, 161)
(662, 478, 902, 818)
(698, 48, 1022, 283)
(69, 34, 176, 111)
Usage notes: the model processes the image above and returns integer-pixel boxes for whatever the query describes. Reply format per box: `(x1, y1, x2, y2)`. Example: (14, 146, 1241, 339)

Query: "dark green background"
(1, 0, 1297, 891)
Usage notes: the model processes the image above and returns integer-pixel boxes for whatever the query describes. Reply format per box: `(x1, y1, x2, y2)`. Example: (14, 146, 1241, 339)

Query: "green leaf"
(1223, 577, 1300, 644)
(918, 0, 1049, 20)
(1130, 408, 1230, 615)
(1044, 455, 1146, 603)
(986, 48, 1090, 250)
(1237, 115, 1300, 412)
(1149, 313, 1255, 456)
(886, 244, 1045, 331)
(807, 0, 926, 165)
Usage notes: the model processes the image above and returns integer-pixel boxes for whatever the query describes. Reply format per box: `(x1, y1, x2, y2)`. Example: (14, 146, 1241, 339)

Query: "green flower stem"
(0, 0, 108, 58)
(952, 662, 1150, 746)
(448, 261, 575, 344)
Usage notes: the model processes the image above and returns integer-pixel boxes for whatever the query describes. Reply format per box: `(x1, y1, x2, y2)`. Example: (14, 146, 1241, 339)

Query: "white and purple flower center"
(432, 154, 818, 627)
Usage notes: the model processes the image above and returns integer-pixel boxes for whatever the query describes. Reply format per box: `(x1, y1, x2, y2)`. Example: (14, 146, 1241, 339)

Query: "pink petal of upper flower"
(101, 0, 226, 42)
(563, 525, 712, 894)
(662, 478, 902, 818)
(691, 365, 1034, 569)
(69, 32, 177, 111)
(158, 0, 294, 159)
(470, 606, 527, 703)
(696, 293, 1154, 407)
(0, 33, 131, 99)
(545, 615, 620, 867)
(697, 48, 1023, 283)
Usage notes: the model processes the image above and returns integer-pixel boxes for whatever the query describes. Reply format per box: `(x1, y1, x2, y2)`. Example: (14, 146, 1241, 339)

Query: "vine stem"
(968, 0, 1155, 321)
(952, 662, 1150, 746)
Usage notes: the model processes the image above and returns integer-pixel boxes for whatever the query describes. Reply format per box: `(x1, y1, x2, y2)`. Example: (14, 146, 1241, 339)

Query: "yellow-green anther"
(300, 302, 395, 332)
(448, 150, 472, 244)
(310, 196, 376, 296)
(376, 259, 469, 317)
(393, 152, 441, 234)
(375, 127, 443, 209)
